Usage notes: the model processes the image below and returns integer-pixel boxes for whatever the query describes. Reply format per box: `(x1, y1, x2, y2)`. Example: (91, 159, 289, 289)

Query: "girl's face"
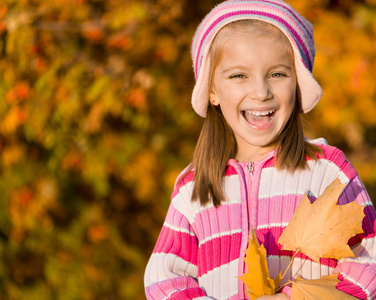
(210, 30, 297, 162)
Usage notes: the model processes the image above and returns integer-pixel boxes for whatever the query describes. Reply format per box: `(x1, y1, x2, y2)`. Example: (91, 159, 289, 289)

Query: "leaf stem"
(276, 280, 293, 292)
(281, 249, 300, 281)
(292, 257, 308, 280)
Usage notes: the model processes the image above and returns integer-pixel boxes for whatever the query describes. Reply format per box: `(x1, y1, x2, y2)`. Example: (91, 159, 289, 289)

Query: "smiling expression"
(209, 27, 297, 162)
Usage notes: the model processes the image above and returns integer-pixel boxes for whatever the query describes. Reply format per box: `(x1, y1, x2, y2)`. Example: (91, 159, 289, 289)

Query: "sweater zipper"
(244, 162, 255, 229)
(229, 155, 274, 299)
(246, 162, 254, 174)
(233, 160, 258, 298)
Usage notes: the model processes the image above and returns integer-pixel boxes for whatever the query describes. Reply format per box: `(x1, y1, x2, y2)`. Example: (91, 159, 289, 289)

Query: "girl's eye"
(230, 74, 246, 79)
(270, 73, 286, 78)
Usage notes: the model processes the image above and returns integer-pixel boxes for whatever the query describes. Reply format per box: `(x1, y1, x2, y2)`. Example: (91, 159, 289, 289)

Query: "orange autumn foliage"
(239, 229, 282, 299)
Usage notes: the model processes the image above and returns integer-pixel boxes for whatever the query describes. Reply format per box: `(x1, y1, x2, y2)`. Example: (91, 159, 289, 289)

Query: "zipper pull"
(246, 162, 254, 174)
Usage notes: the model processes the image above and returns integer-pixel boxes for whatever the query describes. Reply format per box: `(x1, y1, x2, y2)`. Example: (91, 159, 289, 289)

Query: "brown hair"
(190, 20, 322, 207)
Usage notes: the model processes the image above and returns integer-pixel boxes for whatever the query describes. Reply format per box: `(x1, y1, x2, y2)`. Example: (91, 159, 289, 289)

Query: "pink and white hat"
(191, 0, 323, 117)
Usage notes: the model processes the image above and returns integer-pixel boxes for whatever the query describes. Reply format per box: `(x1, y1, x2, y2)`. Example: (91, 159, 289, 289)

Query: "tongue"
(245, 113, 270, 127)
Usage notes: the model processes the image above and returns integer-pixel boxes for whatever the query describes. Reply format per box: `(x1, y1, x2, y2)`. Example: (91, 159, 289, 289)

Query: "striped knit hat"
(191, 0, 323, 117)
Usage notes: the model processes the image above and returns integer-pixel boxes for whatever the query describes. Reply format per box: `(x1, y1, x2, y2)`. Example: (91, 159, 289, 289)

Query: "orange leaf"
(278, 178, 365, 262)
(238, 229, 282, 300)
(291, 274, 358, 300)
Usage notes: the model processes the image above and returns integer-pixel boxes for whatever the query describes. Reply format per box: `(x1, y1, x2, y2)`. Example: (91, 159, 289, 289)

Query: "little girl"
(144, 1, 376, 299)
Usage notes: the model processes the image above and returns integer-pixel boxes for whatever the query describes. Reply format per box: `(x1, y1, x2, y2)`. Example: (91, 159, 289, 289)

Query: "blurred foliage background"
(0, 0, 375, 299)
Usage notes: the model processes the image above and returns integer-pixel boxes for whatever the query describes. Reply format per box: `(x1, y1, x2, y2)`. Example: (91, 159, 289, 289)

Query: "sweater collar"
(228, 149, 276, 167)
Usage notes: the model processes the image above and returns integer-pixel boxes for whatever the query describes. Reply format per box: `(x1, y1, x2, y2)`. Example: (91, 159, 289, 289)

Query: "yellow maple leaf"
(291, 274, 358, 300)
(238, 229, 282, 300)
(278, 178, 365, 261)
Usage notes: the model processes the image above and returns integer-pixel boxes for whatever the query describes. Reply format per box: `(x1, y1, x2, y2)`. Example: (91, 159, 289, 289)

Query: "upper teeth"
(246, 110, 275, 116)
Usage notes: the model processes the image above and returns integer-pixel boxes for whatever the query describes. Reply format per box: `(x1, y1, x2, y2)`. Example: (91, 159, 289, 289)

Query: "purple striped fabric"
(191, 0, 315, 77)
(193, 11, 312, 78)
(192, 0, 313, 43)
(194, 10, 312, 76)
(145, 139, 376, 299)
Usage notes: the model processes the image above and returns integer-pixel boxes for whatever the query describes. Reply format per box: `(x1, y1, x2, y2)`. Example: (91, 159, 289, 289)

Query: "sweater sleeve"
(334, 175, 376, 300)
(144, 182, 211, 300)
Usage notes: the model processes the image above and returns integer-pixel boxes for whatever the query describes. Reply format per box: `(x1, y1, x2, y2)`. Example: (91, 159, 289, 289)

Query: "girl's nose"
(248, 78, 271, 101)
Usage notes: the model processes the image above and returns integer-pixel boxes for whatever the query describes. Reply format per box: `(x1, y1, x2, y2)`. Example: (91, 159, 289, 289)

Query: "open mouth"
(242, 109, 276, 128)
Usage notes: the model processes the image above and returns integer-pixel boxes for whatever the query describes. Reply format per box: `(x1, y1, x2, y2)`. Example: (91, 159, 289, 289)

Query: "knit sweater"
(144, 139, 376, 299)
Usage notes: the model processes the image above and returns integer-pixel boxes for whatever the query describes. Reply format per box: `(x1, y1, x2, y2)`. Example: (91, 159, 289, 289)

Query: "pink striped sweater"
(144, 139, 376, 299)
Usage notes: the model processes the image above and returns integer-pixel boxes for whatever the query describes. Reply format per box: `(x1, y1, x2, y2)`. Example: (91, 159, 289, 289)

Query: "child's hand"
(256, 294, 289, 300)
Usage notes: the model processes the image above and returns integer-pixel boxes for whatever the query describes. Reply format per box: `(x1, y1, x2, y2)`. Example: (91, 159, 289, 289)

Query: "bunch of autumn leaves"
(239, 178, 365, 300)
